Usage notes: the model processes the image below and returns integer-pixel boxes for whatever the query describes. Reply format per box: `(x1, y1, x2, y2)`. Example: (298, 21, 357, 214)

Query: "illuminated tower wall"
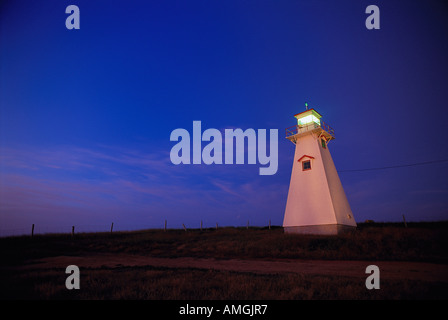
(283, 108, 357, 235)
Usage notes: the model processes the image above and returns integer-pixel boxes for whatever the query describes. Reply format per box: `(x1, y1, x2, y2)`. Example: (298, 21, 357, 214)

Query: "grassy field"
(1, 222, 447, 299)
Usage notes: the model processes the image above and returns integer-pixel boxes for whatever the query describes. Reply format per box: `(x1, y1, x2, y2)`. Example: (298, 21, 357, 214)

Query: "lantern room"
(286, 106, 335, 144)
(294, 108, 322, 127)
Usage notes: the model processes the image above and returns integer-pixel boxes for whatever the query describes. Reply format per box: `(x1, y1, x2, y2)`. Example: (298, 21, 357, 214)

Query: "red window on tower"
(302, 160, 311, 171)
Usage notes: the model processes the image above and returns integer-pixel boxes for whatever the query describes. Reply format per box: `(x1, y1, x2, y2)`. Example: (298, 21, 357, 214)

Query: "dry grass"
(2, 222, 448, 263)
(1, 222, 447, 300)
(3, 265, 446, 300)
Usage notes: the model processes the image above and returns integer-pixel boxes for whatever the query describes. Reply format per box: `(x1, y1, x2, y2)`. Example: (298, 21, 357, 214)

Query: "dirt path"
(26, 253, 448, 283)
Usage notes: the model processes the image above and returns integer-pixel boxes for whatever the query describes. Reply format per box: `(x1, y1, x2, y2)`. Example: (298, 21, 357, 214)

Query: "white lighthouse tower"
(283, 104, 357, 235)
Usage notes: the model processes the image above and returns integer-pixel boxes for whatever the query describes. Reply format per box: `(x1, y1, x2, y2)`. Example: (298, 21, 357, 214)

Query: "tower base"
(283, 224, 356, 235)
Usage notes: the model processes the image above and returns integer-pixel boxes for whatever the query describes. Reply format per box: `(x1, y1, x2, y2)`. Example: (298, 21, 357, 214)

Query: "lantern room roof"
(293, 108, 322, 120)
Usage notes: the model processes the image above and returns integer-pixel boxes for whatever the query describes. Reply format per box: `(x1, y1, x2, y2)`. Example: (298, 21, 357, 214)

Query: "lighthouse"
(283, 104, 357, 235)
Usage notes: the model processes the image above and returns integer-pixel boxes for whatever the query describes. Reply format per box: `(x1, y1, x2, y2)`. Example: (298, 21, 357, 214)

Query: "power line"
(338, 159, 448, 173)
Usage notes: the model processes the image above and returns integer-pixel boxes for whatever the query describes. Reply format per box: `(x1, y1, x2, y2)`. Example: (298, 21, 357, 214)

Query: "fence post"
(402, 214, 408, 228)
(31, 224, 35, 238)
(164, 220, 167, 232)
(110, 222, 114, 233)
(216, 222, 218, 230)
(200, 220, 203, 232)
(71, 226, 75, 238)
(182, 223, 187, 232)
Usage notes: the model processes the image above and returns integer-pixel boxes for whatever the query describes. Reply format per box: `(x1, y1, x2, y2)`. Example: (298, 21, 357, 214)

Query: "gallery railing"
(285, 120, 335, 139)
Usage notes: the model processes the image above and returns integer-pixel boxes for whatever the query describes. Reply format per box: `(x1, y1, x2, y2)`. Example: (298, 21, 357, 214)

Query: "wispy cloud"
(0, 144, 286, 232)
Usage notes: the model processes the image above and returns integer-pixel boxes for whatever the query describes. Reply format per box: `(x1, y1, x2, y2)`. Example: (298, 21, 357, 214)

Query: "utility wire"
(338, 159, 448, 173)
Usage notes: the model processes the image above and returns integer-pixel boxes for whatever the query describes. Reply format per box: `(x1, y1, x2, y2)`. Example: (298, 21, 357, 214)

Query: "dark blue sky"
(1, 0, 447, 235)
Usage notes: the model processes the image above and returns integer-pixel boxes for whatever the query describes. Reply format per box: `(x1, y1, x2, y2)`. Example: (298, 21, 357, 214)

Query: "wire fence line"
(338, 159, 448, 173)
(0, 219, 275, 238)
(0, 224, 111, 238)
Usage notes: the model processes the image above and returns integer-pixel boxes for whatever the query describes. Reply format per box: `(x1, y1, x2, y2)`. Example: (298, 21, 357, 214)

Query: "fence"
(0, 219, 276, 238)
